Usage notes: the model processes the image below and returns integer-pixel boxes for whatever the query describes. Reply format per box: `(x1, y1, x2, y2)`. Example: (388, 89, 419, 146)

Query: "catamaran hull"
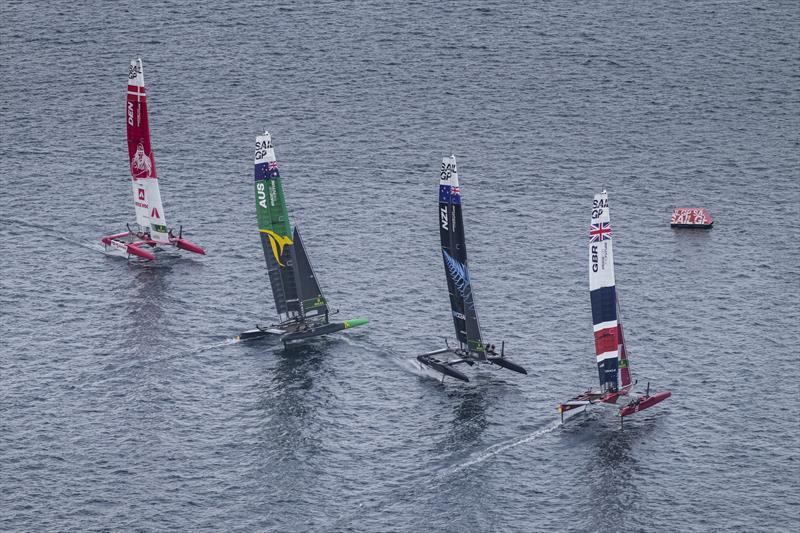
(237, 327, 286, 341)
(237, 319, 367, 343)
(101, 231, 204, 261)
(281, 321, 351, 343)
(415, 350, 528, 382)
(487, 356, 528, 374)
(619, 390, 671, 417)
(174, 238, 205, 255)
(557, 401, 591, 422)
(416, 354, 470, 382)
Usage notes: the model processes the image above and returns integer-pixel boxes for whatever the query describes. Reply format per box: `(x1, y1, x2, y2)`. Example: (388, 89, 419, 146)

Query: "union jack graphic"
(451, 186, 460, 195)
(590, 222, 612, 242)
(266, 160, 279, 178)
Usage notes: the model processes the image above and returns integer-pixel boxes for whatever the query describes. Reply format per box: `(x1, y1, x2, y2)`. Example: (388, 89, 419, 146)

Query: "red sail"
(125, 59, 167, 241)
(617, 321, 632, 388)
(126, 59, 156, 179)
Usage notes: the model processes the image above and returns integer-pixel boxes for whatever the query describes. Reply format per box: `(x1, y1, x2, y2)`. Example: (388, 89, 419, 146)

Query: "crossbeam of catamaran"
(237, 132, 367, 345)
(415, 156, 527, 382)
(101, 59, 205, 261)
(557, 191, 670, 426)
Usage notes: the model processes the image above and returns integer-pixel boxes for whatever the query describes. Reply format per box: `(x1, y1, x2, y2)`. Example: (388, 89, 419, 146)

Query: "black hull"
(281, 321, 346, 343)
(416, 354, 470, 382)
(487, 356, 528, 375)
(238, 328, 280, 341)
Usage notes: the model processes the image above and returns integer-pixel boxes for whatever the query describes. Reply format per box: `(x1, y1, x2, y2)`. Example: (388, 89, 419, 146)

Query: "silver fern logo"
(443, 250, 474, 309)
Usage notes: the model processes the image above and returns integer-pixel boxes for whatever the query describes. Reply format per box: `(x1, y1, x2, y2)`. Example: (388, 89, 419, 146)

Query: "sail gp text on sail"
(590, 197, 611, 273)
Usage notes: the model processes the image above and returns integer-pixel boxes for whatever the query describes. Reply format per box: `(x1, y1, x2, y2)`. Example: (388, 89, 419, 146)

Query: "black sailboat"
(238, 132, 368, 344)
(416, 156, 527, 382)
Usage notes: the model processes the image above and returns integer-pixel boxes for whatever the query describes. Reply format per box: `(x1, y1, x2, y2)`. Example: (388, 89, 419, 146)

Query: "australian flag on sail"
(254, 160, 280, 181)
(439, 185, 461, 204)
(590, 222, 612, 243)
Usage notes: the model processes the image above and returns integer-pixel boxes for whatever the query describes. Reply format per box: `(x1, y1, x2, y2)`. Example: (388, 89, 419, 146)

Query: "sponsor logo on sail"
(592, 196, 608, 220)
(260, 229, 293, 267)
(128, 62, 141, 81)
(440, 160, 457, 182)
(269, 181, 277, 206)
(254, 137, 273, 161)
(138, 188, 145, 201)
(306, 295, 326, 309)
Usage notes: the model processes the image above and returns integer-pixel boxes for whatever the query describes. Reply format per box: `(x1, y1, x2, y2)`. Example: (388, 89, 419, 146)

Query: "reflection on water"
(250, 341, 330, 459)
(445, 385, 490, 449)
(574, 418, 657, 532)
(127, 263, 168, 326)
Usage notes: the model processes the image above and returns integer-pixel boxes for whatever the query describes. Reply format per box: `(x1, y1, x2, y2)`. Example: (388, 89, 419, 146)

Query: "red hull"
(126, 243, 156, 261)
(619, 390, 671, 417)
(173, 238, 205, 255)
(101, 230, 203, 260)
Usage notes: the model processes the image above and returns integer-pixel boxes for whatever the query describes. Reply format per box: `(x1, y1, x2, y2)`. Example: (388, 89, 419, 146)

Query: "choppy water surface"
(1, 1, 798, 531)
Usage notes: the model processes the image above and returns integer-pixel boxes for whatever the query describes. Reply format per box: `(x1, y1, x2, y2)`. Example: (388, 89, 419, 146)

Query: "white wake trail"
(436, 421, 561, 479)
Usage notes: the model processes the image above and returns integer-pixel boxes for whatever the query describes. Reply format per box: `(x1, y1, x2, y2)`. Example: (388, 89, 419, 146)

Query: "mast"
(589, 190, 619, 392)
(254, 132, 300, 321)
(291, 227, 330, 323)
(126, 58, 168, 242)
(439, 156, 485, 357)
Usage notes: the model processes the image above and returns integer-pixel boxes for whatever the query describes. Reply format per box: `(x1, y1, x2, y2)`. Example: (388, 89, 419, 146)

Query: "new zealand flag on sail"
(255, 160, 280, 181)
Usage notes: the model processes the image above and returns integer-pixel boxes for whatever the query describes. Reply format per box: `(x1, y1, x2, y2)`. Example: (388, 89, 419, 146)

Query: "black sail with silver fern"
(438, 156, 485, 357)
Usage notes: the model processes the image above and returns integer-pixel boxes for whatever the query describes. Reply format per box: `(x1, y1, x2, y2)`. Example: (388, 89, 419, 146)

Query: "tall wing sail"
(439, 156, 485, 357)
(291, 227, 330, 322)
(589, 190, 619, 392)
(254, 132, 299, 319)
(126, 59, 168, 242)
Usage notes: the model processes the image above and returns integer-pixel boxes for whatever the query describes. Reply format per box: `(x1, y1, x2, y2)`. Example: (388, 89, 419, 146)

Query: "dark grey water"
(2, 1, 799, 531)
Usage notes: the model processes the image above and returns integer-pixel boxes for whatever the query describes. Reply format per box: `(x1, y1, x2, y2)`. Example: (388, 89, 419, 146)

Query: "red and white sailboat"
(101, 59, 204, 261)
(558, 191, 671, 425)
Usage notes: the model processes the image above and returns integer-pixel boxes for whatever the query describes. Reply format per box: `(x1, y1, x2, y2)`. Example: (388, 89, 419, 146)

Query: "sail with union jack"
(590, 221, 612, 243)
(588, 191, 623, 392)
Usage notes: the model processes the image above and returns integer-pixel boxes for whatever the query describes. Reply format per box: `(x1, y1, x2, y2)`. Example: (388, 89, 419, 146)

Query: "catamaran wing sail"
(589, 190, 620, 392)
(254, 132, 300, 319)
(439, 156, 485, 357)
(103, 58, 204, 260)
(617, 305, 632, 389)
(559, 191, 670, 423)
(127, 59, 168, 242)
(242, 131, 367, 343)
(291, 226, 330, 321)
